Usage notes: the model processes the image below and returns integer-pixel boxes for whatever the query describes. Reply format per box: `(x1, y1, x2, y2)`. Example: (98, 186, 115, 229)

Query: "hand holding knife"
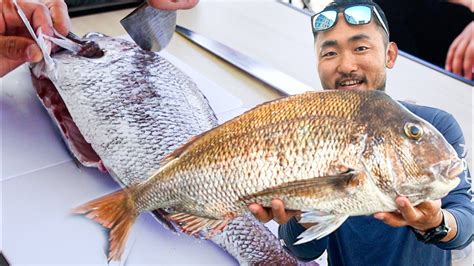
(121, 1, 313, 95)
(121, 0, 199, 52)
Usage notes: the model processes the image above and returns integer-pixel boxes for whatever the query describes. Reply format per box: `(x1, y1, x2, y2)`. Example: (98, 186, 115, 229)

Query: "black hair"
(315, 0, 390, 46)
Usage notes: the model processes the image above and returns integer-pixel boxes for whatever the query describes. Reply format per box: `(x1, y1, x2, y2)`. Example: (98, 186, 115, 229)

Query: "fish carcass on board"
(29, 33, 302, 265)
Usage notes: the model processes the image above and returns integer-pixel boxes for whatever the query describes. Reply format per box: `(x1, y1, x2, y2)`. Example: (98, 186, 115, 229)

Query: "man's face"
(315, 13, 397, 91)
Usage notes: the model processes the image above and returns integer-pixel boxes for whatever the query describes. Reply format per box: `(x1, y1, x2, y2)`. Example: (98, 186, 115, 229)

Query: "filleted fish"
(29, 33, 302, 265)
(74, 89, 464, 261)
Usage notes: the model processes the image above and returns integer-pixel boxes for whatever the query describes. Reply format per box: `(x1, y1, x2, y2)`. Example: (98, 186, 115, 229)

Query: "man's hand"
(148, 0, 199, 11)
(1, 0, 53, 77)
(0, 0, 69, 77)
(445, 22, 473, 80)
(38, 0, 70, 36)
(374, 196, 443, 231)
(374, 196, 457, 242)
(248, 199, 300, 225)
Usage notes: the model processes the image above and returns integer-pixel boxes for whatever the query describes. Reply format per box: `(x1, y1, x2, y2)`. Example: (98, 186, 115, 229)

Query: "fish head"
(358, 91, 463, 205)
(382, 109, 463, 204)
(396, 120, 462, 201)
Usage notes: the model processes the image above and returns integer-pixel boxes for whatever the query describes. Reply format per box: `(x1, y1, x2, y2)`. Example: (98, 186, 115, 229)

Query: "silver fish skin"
(33, 34, 217, 185)
(212, 213, 315, 266)
(30, 34, 302, 265)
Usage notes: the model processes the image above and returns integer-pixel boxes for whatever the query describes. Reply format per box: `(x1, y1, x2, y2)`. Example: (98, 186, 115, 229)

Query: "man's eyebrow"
(319, 34, 372, 50)
(348, 34, 371, 42)
(320, 40, 338, 50)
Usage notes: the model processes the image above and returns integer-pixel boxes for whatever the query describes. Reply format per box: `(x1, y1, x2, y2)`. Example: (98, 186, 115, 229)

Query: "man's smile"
(336, 77, 366, 90)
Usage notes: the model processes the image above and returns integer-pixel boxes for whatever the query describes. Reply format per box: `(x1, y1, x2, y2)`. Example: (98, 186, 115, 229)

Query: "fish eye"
(404, 123, 423, 140)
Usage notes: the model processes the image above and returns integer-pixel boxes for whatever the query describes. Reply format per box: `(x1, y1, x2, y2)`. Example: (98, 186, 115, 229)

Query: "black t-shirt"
(375, 0, 472, 68)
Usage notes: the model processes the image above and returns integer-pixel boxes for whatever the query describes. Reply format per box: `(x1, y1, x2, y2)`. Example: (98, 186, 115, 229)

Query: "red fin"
(167, 212, 235, 237)
(73, 189, 138, 262)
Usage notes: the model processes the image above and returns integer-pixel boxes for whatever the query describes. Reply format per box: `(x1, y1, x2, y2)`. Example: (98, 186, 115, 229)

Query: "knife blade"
(121, 2, 176, 52)
(175, 25, 315, 96)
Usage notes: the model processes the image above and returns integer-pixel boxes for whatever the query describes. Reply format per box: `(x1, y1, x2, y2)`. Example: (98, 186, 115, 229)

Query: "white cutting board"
(0, 50, 245, 265)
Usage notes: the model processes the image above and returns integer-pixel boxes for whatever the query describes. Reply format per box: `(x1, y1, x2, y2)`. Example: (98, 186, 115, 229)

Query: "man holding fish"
(1, 0, 471, 265)
(247, 0, 472, 265)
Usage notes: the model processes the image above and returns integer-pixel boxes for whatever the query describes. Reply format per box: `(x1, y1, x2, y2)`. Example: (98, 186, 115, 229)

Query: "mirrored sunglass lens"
(344, 6, 371, 25)
(313, 11, 337, 31)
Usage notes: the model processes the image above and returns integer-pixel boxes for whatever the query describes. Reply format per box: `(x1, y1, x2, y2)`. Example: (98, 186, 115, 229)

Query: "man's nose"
(337, 53, 358, 74)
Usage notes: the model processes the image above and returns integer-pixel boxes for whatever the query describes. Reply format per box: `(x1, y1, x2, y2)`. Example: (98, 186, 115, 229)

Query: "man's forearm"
(435, 206, 473, 250)
(441, 209, 457, 242)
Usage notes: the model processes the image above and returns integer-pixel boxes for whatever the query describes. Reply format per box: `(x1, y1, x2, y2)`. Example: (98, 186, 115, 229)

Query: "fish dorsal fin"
(159, 131, 208, 168)
(241, 169, 359, 202)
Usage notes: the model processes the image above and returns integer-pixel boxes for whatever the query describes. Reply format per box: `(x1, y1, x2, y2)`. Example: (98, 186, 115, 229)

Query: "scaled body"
(76, 88, 463, 261)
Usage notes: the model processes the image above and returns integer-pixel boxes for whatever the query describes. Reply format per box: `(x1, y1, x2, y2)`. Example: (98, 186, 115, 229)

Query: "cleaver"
(120, 2, 176, 52)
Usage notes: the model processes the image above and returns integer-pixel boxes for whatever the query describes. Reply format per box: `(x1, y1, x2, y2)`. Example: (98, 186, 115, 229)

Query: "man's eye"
(322, 51, 337, 57)
(355, 46, 369, 52)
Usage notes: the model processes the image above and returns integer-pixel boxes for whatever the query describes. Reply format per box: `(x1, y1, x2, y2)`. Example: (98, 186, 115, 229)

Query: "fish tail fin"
(73, 189, 138, 262)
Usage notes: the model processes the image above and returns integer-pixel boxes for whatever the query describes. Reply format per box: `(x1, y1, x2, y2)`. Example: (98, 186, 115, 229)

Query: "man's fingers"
(41, 0, 70, 35)
(248, 203, 273, 223)
(0, 57, 23, 77)
(446, 33, 462, 71)
(374, 212, 407, 227)
(249, 200, 299, 224)
(395, 196, 419, 223)
(445, 43, 456, 71)
(2, 0, 54, 36)
(270, 199, 289, 224)
(0, 35, 41, 61)
(462, 42, 473, 80)
(415, 199, 441, 214)
(451, 39, 469, 76)
(148, 0, 199, 10)
(412, 199, 443, 230)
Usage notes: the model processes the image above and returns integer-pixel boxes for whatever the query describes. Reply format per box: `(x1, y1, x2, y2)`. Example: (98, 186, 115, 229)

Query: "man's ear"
(386, 42, 398, 69)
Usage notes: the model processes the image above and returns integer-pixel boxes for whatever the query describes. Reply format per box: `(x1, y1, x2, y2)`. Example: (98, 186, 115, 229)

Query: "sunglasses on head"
(311, 4, 389, 36)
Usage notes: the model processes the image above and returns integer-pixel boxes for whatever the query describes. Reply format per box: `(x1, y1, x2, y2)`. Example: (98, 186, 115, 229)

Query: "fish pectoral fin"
(167, 212, 234, 237)
(294, 214, 349, 245)
(241, 170, 359, 201)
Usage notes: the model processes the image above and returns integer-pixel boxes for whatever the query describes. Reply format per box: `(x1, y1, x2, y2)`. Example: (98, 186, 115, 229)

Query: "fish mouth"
(446, 158, 465, 179)
(402, 158, 464, 202)
(431, 157, 465, 181)
(336, 77, 366, 90)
